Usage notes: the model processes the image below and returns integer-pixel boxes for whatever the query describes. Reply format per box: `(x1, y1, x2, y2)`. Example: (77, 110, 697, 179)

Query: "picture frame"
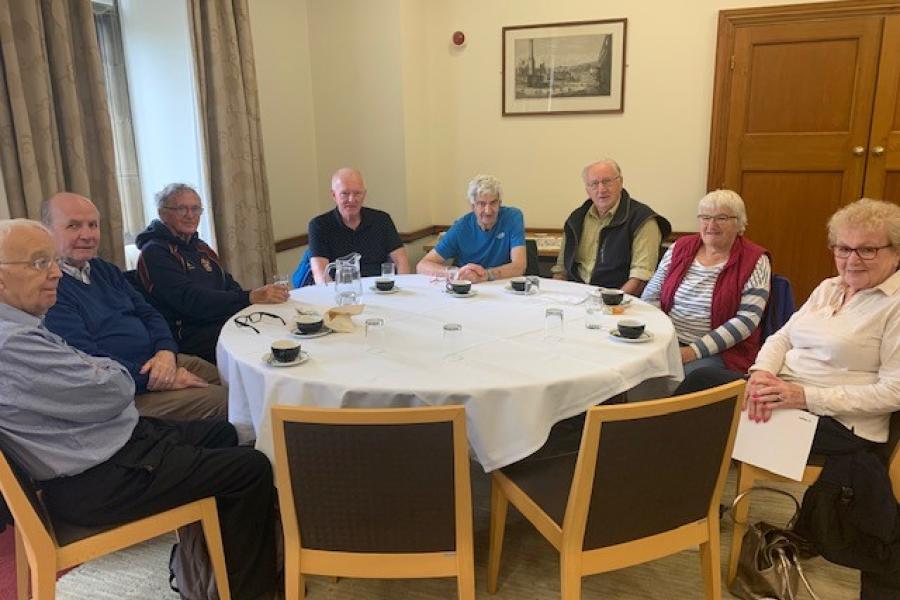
(502, 19, 627, 116)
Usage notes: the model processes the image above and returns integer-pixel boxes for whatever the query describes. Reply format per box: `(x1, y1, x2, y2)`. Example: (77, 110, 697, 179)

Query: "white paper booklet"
(732, 409, 819, 481)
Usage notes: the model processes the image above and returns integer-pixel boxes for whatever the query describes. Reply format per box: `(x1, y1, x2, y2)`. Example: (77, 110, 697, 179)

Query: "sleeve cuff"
(628, 267, 653, 282)
(803, 386, 828, 415)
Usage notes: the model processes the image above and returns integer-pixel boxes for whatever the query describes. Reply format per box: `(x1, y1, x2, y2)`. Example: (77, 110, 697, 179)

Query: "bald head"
(0, 219, 61, 316)
(42, 192, 101, 267)
(330, 168, 367, 226)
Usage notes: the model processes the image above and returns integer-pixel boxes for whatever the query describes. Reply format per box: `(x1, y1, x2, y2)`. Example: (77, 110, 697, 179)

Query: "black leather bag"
(729, 487, 820, 600)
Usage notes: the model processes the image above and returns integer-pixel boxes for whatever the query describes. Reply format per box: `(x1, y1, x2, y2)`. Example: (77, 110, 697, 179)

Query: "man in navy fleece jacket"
(41, 193, 226, 420)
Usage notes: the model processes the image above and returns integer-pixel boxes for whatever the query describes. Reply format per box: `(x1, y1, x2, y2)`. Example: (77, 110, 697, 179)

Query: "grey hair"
(828, 198, 900, 250)
(155, 183, 199, 210)
(0, 219, 52, 260)
(466, 175, 503, 205)
(698, 189, 748, 235)
(581, 158, 622, 183)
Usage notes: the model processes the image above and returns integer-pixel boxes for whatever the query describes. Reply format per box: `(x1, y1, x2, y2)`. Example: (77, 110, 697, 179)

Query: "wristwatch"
(487, 269, 495, 281)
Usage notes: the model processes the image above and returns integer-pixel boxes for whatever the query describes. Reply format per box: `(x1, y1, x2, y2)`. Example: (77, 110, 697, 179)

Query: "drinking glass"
(443, 323, 463, 362)
(272, 274, 290, 289)
(446, 267, 459, 283)
(365, 317, 386, 354)
(545, 307, 564, 341)
(585, 306, 603, 330)
(381, 262, 396, 279)
(526, 275, 540, 291)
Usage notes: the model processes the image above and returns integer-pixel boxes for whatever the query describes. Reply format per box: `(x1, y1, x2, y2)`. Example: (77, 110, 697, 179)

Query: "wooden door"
(719, 17, 883, 302)
(865, 15, 900, 204)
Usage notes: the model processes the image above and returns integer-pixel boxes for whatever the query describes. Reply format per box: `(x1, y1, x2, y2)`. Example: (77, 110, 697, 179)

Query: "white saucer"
(504, 285, 538, 296)
(369, 285, 400, 295)
(445, 289, 477, 298)
(263, 350, 310, 367)
(608, 330, 653, 344)
(290, 326, 333, 339)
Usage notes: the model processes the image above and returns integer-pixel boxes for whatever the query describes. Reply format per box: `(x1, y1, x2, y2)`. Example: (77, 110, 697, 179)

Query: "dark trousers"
(41, 418, 276, 600)
(676, 366, 898, 599)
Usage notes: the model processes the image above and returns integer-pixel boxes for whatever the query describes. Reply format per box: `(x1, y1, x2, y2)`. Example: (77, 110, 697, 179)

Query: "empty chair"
(488, 380, 744, 600)
(0, 448, 230, 600)
(271, 404, 475, 600)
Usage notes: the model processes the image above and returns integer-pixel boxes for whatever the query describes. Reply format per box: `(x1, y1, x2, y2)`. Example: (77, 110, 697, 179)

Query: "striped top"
(642, 246, 771, 359)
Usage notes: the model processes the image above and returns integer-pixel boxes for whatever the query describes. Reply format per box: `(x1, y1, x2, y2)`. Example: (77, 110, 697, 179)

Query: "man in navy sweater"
(41, 193, 226, 420)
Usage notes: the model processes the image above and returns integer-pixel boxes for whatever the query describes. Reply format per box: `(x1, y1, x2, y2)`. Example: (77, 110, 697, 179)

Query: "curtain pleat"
(0, 0, 124, 266)
(188, 0, 275, 288)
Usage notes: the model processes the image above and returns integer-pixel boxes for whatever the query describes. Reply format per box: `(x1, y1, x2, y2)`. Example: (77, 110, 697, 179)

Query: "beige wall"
(252, 0, 829, 266)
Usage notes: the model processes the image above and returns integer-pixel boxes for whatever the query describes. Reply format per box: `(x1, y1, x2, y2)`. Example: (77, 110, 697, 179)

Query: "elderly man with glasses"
(0, 219, 278, 600)
(135, 183, 289, 364)
(40, 192, 226, 420)
(552, 159, 671, 296)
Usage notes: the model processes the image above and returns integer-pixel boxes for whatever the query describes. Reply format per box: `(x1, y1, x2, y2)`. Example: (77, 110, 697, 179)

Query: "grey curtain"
(189, 0, 275, 288)
(0, 0, 124, 266)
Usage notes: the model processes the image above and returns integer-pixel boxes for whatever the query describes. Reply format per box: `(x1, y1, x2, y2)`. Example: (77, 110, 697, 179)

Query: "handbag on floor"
(728, 487, 820, 600)
(169, 522, 219, 600)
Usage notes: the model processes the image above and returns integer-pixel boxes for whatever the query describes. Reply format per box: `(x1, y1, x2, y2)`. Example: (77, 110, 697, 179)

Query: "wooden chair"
(271, 404, 475, 600)
(728, 411, 900, 583)
(487, 380, 744, 600)
(0, 449, 231, 600)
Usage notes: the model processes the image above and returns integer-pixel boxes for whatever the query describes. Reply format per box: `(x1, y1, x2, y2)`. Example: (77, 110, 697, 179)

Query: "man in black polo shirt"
(308, 168, 410, 283)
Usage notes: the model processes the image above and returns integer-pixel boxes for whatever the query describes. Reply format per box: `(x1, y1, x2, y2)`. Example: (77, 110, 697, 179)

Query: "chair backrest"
(271, 405, 470, 554)
(290, 248, 314, 288)
(761, 274, 795, 341)
(568, 380, 743, 551)
(524, 239, 540, 276)
(0, 448, 57, 555)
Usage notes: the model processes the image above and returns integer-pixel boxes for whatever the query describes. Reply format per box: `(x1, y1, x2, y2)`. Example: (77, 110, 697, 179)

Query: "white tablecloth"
(217, 275, 683, 471)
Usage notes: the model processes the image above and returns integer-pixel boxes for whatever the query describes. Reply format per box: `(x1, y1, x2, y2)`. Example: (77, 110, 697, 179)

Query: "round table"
(217, 274, 683, 471)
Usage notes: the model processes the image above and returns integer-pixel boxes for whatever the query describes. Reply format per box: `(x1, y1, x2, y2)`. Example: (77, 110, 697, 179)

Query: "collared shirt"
(0, 303, 138, 480)
(751, 270, 900, 442)
(61, 261, 91, 284)
(308, 207, 403, 278)
(554, 201, 662, 283)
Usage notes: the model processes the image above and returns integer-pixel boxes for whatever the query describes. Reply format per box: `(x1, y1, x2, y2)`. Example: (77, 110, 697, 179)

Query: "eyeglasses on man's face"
(585, 176, 621, 190)
(831, 244, 892, 260)
(697, 214, 738, 224)
(163, 205, 204, 217)
(0, 256, 66, 272)
(234, 311, 286, 334)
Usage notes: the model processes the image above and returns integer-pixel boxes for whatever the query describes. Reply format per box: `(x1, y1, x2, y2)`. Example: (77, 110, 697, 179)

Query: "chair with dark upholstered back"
(487, 380, 744, 600)
(525, 239, 540, 276)
(271, 404, 475, 600)
(0, 447, 230, 600)
(728, 411, 900, 584)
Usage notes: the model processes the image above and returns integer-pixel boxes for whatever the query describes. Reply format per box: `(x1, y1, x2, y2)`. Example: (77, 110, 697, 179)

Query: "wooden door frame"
(707, 0, 900, 191)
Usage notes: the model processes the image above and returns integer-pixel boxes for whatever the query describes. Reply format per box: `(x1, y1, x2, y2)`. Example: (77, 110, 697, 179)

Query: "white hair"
(697, 189, 748, 234)
(0, 219, 52, 260)
(467, 175, 503, 205)
(581, 158, 622, 182)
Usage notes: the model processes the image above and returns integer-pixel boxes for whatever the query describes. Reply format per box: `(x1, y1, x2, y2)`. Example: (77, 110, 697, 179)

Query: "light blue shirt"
(0, 303, 138, 480)
(434, 206, 525, 269)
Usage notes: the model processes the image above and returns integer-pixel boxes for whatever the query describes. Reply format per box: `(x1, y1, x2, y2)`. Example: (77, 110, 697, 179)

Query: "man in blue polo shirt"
(308, 168, 410, 284)
(417, 174, 526, 283)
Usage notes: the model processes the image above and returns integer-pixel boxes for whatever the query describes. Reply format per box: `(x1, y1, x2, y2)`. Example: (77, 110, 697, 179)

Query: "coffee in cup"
(271, 339, 301, 362)
(294, 314, 324, 335)
(510, 276, 528, 292)
(601, 288, 624, 306)
(617, 319, 646, 339)
(450, 279, 472, 294)
(375, 278, 395, 291)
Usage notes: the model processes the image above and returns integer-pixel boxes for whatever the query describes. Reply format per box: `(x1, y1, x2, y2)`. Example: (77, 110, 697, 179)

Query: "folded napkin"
(323, 304, 364, 332)
(539, 293, 589, 306)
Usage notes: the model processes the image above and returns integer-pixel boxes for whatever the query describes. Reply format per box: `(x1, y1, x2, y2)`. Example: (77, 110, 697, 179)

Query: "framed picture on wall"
(502, 19, 627, 116)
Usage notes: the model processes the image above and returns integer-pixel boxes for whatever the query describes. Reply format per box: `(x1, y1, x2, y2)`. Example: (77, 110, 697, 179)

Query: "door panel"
(724, 17, 883, 301)
(864, 15, 900, 205)
(741, 172, 843, 303)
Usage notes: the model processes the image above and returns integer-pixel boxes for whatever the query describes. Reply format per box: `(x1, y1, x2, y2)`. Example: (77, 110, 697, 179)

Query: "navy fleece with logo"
(135, 219, 250, 363)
